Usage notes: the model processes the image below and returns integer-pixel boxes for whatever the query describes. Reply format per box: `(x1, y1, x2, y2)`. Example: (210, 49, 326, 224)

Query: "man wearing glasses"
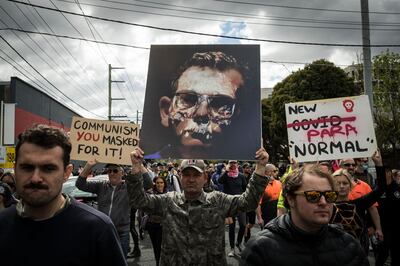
(241, 165, 368, 266)
(156, 51, 248, 159)
(76, 162, 132, 258)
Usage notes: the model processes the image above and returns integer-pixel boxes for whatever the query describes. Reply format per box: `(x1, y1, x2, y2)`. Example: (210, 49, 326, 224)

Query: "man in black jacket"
(241, 164, 369, 266)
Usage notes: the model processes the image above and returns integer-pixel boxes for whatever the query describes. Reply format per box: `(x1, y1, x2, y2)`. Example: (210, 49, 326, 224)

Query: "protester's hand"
(371, 150, 383, 166)
(375, 229, 384, 242)
(130, 147, 144, 174)
(257, 217, 264, 228)
(80, 158, 97, 178)
(254, 147, 269, 176)
(289, 157, 299, 169)
(255, 147, 269, 165)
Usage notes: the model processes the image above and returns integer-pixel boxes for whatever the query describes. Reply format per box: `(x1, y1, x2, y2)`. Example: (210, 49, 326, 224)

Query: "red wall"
(15, 107, 71, 137)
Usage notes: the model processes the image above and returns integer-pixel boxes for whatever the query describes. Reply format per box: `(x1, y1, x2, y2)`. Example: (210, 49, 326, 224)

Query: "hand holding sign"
(80, 158, 98, 178)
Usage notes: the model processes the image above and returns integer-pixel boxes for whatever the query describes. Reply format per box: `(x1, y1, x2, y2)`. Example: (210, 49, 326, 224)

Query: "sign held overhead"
(285, 95, 377, 162)
(70, 117, 139, 165)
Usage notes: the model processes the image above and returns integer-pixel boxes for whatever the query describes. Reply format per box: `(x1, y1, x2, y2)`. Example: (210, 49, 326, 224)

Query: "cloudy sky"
(0, 0, 399, 122)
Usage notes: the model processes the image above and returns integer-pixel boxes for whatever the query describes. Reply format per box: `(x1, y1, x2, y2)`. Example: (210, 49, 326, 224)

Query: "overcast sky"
(0, 0, 399, 121)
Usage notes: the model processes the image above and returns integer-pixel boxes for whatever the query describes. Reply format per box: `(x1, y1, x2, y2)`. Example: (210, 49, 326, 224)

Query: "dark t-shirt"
(0, 199, 127, 266)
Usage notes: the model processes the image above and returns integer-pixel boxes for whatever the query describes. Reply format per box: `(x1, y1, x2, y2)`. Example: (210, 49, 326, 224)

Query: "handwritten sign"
(70, 117, 139, 165)
(285, 95, 377, 162)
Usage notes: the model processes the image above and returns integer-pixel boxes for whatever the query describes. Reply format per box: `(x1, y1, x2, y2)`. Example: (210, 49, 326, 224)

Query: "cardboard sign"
(70, 117, 139, 165)
(285, 95, 377, 162)
(140, 44, 261, 160)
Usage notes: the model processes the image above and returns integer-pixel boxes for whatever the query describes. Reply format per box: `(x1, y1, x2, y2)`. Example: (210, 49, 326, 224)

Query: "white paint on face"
(176, 66, 242, 97)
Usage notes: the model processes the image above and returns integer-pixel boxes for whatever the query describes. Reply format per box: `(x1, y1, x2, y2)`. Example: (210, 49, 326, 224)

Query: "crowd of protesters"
(0, 124, 399, 266)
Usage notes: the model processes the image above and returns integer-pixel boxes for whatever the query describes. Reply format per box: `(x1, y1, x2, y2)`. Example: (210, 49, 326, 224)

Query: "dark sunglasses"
(294, 190, 338, 203)
(343, 163, 356, 167)
(107, 169, 120, 174)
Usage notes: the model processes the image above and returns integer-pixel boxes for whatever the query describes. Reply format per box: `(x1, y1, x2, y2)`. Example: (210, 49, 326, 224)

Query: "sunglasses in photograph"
(343, 163, 356, 167)
(294, 190, 338, 203)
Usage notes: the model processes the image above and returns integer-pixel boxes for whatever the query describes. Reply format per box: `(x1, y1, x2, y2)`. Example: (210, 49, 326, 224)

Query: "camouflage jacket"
(126, 172, 268, 266)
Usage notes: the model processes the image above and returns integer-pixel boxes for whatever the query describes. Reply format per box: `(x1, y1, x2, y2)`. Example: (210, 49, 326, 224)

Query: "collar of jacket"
(269, 213, 329, 244)
(177, 190, 207, 205)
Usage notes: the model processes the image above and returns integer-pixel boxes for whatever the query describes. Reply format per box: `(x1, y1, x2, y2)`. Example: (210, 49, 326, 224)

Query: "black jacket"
(240, 214, 369, 266)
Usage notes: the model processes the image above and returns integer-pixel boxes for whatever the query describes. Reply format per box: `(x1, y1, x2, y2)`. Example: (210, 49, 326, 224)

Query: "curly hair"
(283, 164, 336, 209)
(15, 124, 71, 168)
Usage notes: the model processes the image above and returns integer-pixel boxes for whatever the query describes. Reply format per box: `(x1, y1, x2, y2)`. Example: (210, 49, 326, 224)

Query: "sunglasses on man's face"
(294, 190, 338, 203)
(343, 163, 355, 167)
(107, 169, 120, 174)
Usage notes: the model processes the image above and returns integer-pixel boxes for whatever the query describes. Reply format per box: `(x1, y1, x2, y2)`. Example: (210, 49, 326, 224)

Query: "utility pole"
(360, 0, 374, 112)
(136, 110, 142, 125)
(108, 64, 125, 120)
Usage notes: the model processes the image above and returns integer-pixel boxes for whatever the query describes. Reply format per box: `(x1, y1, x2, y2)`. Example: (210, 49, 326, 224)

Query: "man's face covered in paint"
(160, 66, 243, 147)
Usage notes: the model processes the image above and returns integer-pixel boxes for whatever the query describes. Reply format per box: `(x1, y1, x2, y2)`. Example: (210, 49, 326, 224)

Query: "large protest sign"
(285, 95, 377, 162)
(70, 117, 139, 165)
(140, 44, 261, 160)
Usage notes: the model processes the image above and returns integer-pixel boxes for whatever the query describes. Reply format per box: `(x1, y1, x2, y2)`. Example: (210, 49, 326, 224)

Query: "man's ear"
(286, 194, 295, 209)
(159, 96, 172, 127)
(63, 164, 73, 182)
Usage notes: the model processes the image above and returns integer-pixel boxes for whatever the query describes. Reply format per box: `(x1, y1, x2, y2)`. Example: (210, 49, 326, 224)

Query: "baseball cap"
(180, 160, 206, 173)
(105, 163, 123, 168)
(228, 160, 238, 164)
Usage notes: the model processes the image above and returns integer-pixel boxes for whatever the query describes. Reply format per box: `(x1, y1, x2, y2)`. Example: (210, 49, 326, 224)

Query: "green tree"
(372, 50, 400, 166)
(263, 59, 360, 163)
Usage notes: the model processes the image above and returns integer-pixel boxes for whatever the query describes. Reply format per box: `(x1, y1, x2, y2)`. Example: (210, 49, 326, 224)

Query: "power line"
(11, 2, 107, 107)
(0, 49, 63, 100)
(1, 26, 398, 71)
(55, 0, 400, 31)
(7, 0, 400, 47)
(0, 35, 104, 118)
(126, 0, 400, 26)
(27, 0, 107, 96)
(214, 0, 400, 15)
(73, 0, 141, 114)
(0, 27, 149, 49)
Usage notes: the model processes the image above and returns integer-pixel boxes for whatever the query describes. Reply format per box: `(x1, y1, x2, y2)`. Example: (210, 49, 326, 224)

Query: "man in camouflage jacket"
(126, 147, 269, 266)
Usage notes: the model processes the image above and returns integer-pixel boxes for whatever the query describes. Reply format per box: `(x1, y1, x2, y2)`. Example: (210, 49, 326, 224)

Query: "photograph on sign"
(285, 95, 377, 162)
(69, 117, 139, 165)
(140, 44, 261, 160)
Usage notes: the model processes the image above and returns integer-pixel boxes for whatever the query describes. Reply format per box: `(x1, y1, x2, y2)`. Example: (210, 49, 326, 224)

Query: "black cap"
(105, 163, 123, 168)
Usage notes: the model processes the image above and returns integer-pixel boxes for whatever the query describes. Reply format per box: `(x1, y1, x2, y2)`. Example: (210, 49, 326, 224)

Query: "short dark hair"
(15, 124, 71, 168)
(283, 164, 336, 209)
(171, 51, 249, 94)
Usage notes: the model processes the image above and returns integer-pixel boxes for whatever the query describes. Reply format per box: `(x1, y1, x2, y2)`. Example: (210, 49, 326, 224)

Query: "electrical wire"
(0, 35, 104, 118)
(54, 0, 400, 31)
(7, 0, 400, 47)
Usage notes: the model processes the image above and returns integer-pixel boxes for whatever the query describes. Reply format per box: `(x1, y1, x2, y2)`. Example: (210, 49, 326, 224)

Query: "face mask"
(362, 164, 368, 171)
